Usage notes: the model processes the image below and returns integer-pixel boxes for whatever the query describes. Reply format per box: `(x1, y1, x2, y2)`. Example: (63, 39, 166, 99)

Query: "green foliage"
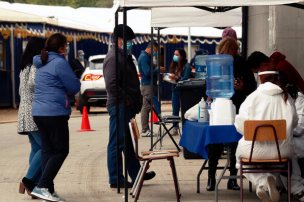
(3, 0, 113, 8)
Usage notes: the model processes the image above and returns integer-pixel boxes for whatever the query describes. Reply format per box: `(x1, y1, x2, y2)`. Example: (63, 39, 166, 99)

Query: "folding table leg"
(150, 124, 180, 151)
(131, 161, 145, 197)
(215, 144, 230, 202)
(197, 159, 208, 193)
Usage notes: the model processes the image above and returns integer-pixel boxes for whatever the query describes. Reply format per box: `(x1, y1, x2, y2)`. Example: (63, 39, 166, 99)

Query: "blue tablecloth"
(179, 121, 242, 160)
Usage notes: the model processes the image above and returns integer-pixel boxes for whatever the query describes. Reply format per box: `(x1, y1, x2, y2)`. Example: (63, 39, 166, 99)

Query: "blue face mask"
(173, 55, 179, 62)
(120, 40, 133, 51)
(65, 45, 70, 55)
(153, 51, 157, 57)
(79, 55, 84, 60)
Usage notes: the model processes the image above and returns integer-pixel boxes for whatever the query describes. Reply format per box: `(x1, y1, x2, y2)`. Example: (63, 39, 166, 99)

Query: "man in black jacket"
(103, 24, 155, 188)
(70, 50, 88, 79)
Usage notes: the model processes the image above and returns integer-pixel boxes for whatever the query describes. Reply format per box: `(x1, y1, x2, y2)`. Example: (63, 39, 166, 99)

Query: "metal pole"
(188, 27, 191, 61)
(123, 8, 129, 201)
(115, 10, 120, 194)
(157, 28, 161, 141)
(10, 25, 16, 108)
(241, 7, 248, 58)
(150, 27, 154, 150)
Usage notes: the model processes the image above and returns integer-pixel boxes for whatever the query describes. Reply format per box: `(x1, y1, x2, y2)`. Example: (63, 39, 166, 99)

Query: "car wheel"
(79, 94, 90, 114)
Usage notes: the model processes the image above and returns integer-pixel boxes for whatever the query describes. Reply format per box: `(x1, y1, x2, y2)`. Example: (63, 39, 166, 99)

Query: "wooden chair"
(240, 120, 291, 202)
(129, 118, 181, 202)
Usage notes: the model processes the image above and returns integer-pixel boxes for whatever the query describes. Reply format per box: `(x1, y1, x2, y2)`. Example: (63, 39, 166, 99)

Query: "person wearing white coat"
(293, 91, 304, 159)
(234, 65, 299, 202)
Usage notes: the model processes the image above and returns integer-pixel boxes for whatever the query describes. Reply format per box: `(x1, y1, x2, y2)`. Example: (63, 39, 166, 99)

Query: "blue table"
(179, 121, 243, 202)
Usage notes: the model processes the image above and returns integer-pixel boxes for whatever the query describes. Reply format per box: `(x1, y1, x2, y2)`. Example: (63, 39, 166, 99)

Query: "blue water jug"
(195, 55, 207, 79)
(205, 54, 235, 98)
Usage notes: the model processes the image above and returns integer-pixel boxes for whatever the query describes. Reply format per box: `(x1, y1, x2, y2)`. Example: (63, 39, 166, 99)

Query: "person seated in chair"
(235, 64, 299, 202)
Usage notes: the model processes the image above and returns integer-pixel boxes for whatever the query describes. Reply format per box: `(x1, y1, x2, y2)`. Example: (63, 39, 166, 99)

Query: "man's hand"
(160, 66, 166, 73)
(234, 78, 245, 90)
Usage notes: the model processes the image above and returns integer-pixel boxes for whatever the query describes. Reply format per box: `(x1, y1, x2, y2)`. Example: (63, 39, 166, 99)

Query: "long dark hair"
(41, 33, 67, 65)
(169, 48, 187, 76)
(279, 71, 298, 101)
(259, 64, 289, 103)
(19, 37, 46, 70)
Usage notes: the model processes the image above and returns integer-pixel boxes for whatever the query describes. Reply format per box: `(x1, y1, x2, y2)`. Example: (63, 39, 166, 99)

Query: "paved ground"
(0, 108, 292, 202)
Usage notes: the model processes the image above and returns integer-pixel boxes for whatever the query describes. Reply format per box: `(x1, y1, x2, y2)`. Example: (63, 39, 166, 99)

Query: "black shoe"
(206, 175, 216, 191)
(21, 177, 36, 192)
(144, 171, 156, 181)
(110, 181, 133, 188)
(227, 179, 240, 190)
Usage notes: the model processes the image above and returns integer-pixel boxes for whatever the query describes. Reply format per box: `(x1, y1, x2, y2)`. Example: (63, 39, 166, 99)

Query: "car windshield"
(89, 58, 104, 70)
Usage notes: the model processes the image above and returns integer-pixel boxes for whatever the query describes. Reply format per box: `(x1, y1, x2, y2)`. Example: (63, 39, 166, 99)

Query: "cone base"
(77, 129, 95, 132)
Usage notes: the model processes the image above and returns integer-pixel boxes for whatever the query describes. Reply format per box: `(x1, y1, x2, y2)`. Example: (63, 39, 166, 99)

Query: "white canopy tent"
(151, 7, 242, 28)
(114, 0, 302, 7)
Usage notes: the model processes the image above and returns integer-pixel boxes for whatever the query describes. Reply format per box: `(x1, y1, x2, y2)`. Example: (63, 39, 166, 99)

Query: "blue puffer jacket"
(32, 52, 81, 116)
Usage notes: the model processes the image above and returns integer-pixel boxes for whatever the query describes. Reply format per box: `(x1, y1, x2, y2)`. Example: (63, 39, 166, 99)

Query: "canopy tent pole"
(150, 27, 154, 150)
(241, 6, 248, 58)
(157, 28, 161, 137)
(115, 10, 121, 194)
(73, 33, 77, 59)
(10, 25, 16, 108)
(187, 27, 191, 61)
(123, 8, 129, 201)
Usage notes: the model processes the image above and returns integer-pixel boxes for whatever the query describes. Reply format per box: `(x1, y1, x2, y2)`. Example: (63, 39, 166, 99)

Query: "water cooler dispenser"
(205, 54, 236, 125)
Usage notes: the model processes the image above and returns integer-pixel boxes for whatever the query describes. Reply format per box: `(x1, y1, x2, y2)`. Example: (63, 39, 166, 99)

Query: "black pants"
(208, 142, 238, 176)
(33, 116, 70, 193)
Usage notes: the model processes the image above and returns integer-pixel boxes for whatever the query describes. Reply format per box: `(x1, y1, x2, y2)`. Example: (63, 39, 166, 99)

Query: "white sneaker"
(267, 176, 280, 202)
(43, 191, 66, 202)
(140, 130, 156, 137)
(31, 187, 59, 202)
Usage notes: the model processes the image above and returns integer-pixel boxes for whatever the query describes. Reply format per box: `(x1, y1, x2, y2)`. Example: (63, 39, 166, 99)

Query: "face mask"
(79, 55, 84, 60)
(65, 46, 70, 55)
(120, 40, 133, 51)
(173, 55, 179, 62)
(153, 51, 157, 57)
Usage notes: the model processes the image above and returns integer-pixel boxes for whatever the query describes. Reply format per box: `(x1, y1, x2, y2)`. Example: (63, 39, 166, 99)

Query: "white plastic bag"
(184, 103, 199, 121)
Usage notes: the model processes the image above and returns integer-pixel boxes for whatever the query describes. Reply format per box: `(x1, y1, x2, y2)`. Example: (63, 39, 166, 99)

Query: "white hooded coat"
(293, 91, 304, 158)
(234, 82, 299, 193)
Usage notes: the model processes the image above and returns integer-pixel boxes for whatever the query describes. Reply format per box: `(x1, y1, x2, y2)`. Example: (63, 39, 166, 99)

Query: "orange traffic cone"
(77, 106, 95, 132)
(149, 110, 158, 123)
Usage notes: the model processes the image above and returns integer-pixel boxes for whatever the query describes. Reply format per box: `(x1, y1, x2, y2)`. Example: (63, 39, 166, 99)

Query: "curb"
(0, 120, 18, 124)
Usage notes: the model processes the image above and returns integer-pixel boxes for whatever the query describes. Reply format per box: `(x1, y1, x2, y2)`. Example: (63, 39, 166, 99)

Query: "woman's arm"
(177, 63, 191, 81)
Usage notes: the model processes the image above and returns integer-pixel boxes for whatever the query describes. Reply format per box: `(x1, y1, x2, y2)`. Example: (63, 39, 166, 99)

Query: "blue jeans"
(26, 131, 42, 184)
(172, 90, 180, 129)
(107, 104, 141, 184)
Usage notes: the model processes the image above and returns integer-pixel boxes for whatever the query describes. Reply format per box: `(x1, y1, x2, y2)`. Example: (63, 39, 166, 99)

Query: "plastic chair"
(129, 118, 181, 202)
(240, 120, 291, 202)
(145, 96, 181, 151)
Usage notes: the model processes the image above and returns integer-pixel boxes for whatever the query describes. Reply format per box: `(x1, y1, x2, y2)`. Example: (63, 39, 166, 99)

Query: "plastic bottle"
(205, 54, 235, 98)
(206, 97, 212, 109)
(195, 55, 207, 79)
(198, 98, 208, 122)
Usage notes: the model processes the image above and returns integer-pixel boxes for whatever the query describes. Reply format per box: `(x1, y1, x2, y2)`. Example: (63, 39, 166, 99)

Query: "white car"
(77, 54, 139, 113)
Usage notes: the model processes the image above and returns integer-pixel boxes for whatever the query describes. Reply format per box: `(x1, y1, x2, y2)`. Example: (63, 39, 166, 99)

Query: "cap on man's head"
(113, 24, 135, 40)
(77, 50, 85, 56)
(222, 28, 237, 41)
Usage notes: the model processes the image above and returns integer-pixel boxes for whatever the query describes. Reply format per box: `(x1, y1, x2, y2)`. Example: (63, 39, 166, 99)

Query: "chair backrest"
(145, 96, 161, 119)
(244, 120, 286, 163)
(244, 120, 286, 141)
(129, 118, 141, 160)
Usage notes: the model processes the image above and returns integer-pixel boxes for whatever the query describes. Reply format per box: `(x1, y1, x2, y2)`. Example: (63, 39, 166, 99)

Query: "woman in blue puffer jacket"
(30, 33, 81, 202)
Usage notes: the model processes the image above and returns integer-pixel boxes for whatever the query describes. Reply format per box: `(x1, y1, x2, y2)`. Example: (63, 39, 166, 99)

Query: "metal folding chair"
(129, 118, 181, 202)
(240, 120, 291, 202)
(145, 96, 181, 151)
